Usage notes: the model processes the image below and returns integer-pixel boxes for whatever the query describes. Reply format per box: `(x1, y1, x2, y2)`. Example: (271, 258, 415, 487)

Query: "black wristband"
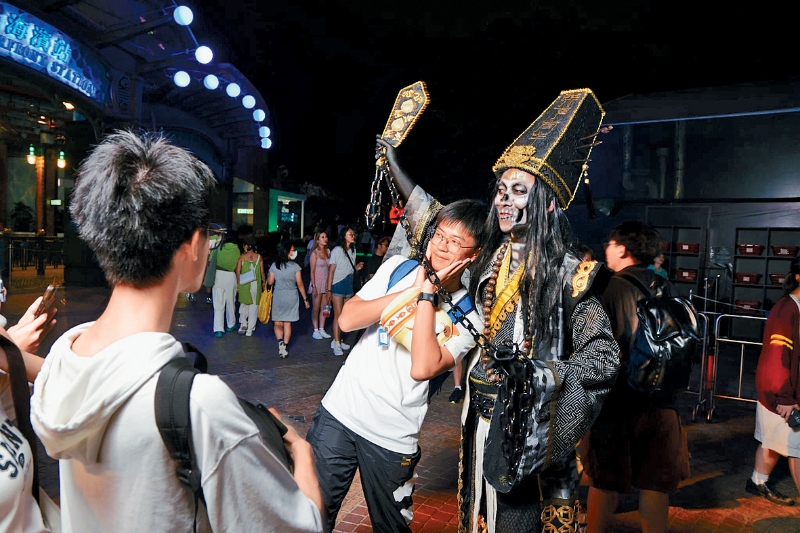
(417, 292, 438, 307)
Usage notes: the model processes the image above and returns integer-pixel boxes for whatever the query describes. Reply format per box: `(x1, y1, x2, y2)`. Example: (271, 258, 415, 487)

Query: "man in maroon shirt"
(748, 257, 800, 506)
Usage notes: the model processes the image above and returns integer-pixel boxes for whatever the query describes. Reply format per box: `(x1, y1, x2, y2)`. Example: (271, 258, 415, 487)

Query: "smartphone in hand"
(789, 408, 800, 428)
(34, 284, 59, 317)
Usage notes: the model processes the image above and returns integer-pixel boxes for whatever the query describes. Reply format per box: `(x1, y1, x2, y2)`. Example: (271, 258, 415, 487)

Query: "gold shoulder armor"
(571, 260, 598, 298)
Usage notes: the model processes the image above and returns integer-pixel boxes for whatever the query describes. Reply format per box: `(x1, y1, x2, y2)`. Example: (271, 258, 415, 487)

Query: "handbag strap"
(342, 246, 357, 273)
(0, 335, 40, 502)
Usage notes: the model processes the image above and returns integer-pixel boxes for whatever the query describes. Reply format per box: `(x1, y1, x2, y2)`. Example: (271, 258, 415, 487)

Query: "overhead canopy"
(2, 0, 271, 170)
(603, 79, 800, 125)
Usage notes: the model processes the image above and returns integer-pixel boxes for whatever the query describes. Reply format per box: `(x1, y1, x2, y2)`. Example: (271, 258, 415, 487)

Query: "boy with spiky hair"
(31, 131, 323, 533)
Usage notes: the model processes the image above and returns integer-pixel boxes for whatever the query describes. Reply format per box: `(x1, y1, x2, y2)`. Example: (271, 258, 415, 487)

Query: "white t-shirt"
(0, 373, 48, 533)
(322, 255, 481, 454)
(329, 246, 356, 285)
(31, 326, 322, 533)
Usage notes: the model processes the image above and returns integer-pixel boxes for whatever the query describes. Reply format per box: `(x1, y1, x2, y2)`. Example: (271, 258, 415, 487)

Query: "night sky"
(200, 0, 794, 209)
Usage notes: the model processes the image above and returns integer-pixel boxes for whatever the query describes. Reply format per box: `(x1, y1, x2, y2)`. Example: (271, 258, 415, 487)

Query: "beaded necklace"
(480, 240, 534, 380)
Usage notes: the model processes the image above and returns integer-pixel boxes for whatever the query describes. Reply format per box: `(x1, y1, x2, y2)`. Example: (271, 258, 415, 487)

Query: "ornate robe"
(459, 252, 619, 533)
(386, 185, 620, 532)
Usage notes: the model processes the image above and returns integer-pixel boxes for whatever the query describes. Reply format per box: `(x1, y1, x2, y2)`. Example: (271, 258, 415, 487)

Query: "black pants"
(307, 406, 421, 533)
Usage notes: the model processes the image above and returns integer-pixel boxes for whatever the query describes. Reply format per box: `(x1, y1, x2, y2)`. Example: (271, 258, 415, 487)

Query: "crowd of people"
(0, 88, 798, 533)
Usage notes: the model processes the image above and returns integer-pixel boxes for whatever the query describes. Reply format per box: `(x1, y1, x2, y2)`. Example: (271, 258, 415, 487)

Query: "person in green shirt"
(213, 231, 241, 336)
(236, 236, 266, 336)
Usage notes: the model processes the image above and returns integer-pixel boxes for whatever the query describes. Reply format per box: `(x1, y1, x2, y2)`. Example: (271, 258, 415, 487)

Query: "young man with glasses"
(582, 221, 690, 533)
(307, 200, 485, 533)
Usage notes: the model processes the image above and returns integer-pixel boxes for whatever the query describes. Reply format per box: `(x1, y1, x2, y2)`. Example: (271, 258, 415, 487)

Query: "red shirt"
(755, 294, 800, 412)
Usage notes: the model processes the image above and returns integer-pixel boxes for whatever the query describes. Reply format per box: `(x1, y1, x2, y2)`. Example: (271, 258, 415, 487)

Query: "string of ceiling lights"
(169, 4, 272, 149)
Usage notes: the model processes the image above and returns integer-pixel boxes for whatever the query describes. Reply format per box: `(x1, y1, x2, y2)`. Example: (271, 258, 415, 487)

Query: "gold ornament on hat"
(493, 88, 606, 210)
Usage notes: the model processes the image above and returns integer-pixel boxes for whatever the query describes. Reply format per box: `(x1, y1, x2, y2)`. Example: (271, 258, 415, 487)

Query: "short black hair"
(69, 130, 216, 287)
(436, 199, 487, 248)
(785, 256, 800, 293)
(608, 220, 661, 265)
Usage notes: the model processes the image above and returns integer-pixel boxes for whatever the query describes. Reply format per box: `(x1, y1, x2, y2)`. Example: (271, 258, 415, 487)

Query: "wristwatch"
(417, 292, 439, 307)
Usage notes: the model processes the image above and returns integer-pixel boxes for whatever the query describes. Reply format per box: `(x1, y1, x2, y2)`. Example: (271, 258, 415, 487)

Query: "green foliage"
(10, 201, 34, 232)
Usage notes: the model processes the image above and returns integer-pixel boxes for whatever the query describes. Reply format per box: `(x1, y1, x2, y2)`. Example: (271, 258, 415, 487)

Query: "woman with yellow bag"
(259, 284, 273, 324)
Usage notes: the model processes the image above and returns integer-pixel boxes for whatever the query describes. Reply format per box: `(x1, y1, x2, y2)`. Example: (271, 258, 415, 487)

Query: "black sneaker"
(745, 478, 795, 506)
(449, 387, 464, 404)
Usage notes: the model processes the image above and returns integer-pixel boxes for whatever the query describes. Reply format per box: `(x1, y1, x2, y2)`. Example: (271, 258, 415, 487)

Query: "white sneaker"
(245, 330, 253, 337)
(312, 329, 323, 340)
(318, 329, 331, 339)
(331, 342, 344, 356)
(340, 341, 351, 350)
(278, 341, 288, 358)
(238, 325, 247, 335)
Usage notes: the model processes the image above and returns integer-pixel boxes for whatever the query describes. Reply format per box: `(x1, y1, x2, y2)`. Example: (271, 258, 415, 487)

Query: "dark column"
(63, 121, 106, 287)
(35, 154, 44, 232)
(0, 143, 7, 229)
(44, 147, 58, 236)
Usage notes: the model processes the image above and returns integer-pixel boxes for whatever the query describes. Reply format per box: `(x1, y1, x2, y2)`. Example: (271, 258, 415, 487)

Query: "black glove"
(375, 136, 415, 201)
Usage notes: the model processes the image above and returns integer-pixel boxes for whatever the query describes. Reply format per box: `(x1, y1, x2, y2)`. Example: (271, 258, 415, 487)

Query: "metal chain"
(364, 165, 384, 230)
(371, 150, 525, 367)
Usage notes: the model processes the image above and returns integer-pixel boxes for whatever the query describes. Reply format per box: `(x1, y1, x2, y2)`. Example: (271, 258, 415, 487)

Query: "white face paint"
(289, 249, 298, 260)
(494, 169, 535, 234)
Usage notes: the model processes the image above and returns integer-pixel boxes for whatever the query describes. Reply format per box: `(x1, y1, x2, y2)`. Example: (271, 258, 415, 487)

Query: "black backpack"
(154, 343, 291, 528)
(618, 273, 701, 396)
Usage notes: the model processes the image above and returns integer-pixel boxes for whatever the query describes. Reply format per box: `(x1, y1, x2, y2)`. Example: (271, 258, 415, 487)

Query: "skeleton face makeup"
(494, 168, 535, 234)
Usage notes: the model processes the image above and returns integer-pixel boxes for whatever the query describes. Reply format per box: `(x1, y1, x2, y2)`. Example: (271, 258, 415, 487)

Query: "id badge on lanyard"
(378, 326, 390, 347)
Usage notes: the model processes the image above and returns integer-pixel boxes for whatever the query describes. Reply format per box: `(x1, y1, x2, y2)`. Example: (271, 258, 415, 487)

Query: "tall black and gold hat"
(492, 89, 605, 210)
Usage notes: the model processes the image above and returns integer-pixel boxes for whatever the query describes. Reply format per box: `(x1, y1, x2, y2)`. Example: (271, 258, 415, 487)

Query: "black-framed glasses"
(430, 230, 476, 254)
(207, 225, 226, 250)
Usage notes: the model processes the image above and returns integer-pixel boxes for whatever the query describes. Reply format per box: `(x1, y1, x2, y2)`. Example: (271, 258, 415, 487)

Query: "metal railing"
(1, 236, 65, 285)
(692, 313, 765, 422)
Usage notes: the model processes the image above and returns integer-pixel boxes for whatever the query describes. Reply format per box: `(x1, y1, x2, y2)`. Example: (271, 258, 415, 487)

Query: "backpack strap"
(0, 336, 39, 503)
(618, 272, 664, 299)
(154, 357, 204, 504)
(387, 259, 420, 291)
(447, 293, 474, 322)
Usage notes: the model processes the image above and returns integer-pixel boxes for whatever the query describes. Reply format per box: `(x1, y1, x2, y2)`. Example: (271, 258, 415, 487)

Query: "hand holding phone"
(789, 408, 800, 428)
(35, 284, 59, 317)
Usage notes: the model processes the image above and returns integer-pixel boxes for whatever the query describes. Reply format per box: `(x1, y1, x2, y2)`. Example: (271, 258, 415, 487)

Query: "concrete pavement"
(4, 275, 800, 532)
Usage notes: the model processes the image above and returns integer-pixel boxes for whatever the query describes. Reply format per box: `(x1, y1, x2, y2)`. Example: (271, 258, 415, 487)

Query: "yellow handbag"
(258, 285, 273, 324)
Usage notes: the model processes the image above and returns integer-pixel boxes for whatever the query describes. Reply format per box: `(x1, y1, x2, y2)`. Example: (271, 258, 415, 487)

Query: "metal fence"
(1, 236, 65, 285)
(692, 313, 766, 422)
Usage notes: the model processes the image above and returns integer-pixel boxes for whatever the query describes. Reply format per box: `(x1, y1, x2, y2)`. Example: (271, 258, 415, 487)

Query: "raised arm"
(338, 292, 403, 332)
(408, 258, 473, 380)
(376, 137, 415, 201)
(0, 296, 58, 382)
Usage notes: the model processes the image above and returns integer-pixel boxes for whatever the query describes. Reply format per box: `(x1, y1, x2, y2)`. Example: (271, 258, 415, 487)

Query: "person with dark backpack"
(582, 221, 693, 533)
(29, 131, 323, 533)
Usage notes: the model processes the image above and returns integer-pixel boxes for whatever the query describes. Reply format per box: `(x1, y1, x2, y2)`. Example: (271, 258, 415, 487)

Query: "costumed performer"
(378, 88, 621, 533)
